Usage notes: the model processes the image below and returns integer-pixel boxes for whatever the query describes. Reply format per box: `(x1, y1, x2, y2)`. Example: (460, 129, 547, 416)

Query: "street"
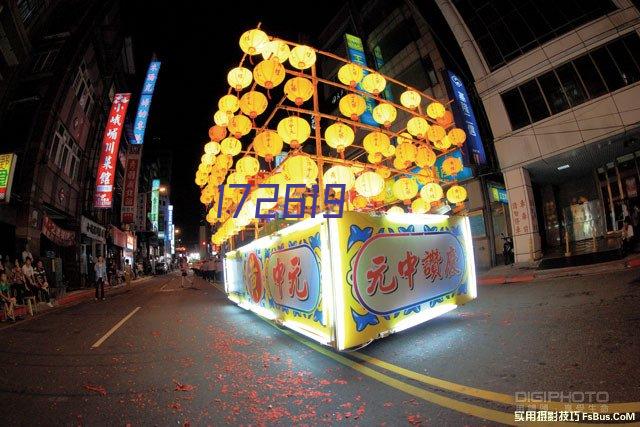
(1, 270, 639, 425)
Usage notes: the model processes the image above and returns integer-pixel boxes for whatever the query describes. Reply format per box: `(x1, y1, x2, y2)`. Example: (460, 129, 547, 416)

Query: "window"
(501, 88, 531, 130)
(555, 63, 588, 107)
(573, 56, 607, 99)
(72, 61, 95, 116)
(537, 71, 569, 114)
(605, 38, 640, 87)
(590, 47, 624, 92)
(519, 80, 549, 123)
(50, 121, 81, 180)
(16, 0, 45, 24)
(452, 0, 617, 70)
(371, 18, 420, 63)
(31, 49, 59, 73)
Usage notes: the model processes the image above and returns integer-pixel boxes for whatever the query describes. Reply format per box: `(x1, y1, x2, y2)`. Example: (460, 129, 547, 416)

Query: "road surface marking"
(91, 307, 141, 349)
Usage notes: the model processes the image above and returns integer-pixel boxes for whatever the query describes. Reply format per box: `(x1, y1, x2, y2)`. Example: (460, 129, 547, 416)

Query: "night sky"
(122, 1, 343, 245)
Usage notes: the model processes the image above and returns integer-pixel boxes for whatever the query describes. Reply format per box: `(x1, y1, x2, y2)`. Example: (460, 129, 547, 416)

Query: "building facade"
(436, 0, 640, 262)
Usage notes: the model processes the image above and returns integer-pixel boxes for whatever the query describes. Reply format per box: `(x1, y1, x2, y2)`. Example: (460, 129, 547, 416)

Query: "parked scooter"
(501, 233, 514, 265)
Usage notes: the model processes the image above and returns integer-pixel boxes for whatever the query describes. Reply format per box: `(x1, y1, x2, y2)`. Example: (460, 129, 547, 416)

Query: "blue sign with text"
(132, 61, 161, 144)
(345, 34, 377, 127)
(447, 70, 486, 165)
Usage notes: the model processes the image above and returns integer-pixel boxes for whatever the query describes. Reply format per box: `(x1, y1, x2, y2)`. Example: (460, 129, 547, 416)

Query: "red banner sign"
(121, 144, 142, 223)
(94, 93, 131, 208)
(111, 225, 127, 248)
(42, 215, 75, 247)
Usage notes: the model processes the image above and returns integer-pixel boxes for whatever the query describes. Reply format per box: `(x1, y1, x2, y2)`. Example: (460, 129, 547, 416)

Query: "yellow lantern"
(208, 125, 227, 142)
(215, 154, 234, 170)
(239, 91, 268, 118)
(204, 141, 221, 155)
(253, 130, 283, 162)
(221, 137, 242, 156)
(420, 182, 443, 203)
(447, 185, 467, 204)
(415, 167, 434, 185)
(324, 122, 354, 152)
(213, 110, 231, 127)
(368, 152, 383, 164)
(197, 163, 211, 173)
(350, 163, 365, 175)
(355, 171, 384, 197)
(261, 40, 290, 62)
(323, 165, 355, 190)
(383, 144, 395, 158)
(407, 117, 430, 139)
(427, 124, 446, 142)
(201, 153, 216, 165)
(362, 72, 386, 94)
(226, 172, 245, 185)
(252, 186, 277, 210)
(283, 155, 318, 186)
(426, 102, 446, 119)
(218, 94, 240, 114)
(433, 135, 452, 151)
(387, 206, 405, 215)
(284, 77, 314, 106)
(436, 111, 454, 127)
(396, 142, 418, 163)
(337, 63, 363, 87)
(442, 156, 463, 176)
(236, 156, 260, 177)
(396, 132, 413, 145)
(228, 114, 252, 138)
(411, 198, 429, 214)
(267, 172, 287, 198)
(253, 58, 285, 89)
(289, 45, 316, 70)
(339, 94, 366, 121)
(363, 131, 390, 154)
(277, 116, 310, 149)
(239, 29, 268, 55)
(393, 157, 408, 170)
(352, 195, 368, 209)
(372, 103, 397, 127)
(376, 166, 391, 179)
(227, 67, 252, 91)
(448, 128, 467, 146)
(400, 90, 421, 109)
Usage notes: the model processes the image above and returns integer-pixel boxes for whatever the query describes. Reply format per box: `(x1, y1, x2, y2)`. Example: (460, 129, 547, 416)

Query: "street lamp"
(159, 186, 167, 194)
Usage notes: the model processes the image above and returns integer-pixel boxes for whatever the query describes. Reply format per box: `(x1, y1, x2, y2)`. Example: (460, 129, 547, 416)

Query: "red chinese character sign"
(42, 215, 75, 247)
(94, 93, 131, 208)
(266, 244, 320, 312)
(121, 144, 142, 223)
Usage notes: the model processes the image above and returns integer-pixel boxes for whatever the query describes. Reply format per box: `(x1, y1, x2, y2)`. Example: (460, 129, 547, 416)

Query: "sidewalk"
(0, 275, 154, 323)
(478, 253, 640, 285)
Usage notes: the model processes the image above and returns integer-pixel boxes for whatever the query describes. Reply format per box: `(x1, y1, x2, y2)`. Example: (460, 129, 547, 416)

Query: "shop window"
(501, 88, 530, 130)
(519, 80, 549, 123)
(537, 71, 569, 114)
(555, 63, 588, 107)
(573, 55, 607, 99)
(605, 38, 640, 87)
(590, 47, 625, 92)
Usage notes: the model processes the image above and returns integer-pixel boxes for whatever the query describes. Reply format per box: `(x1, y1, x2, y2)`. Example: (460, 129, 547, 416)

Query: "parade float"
(194, 26, 477, 350)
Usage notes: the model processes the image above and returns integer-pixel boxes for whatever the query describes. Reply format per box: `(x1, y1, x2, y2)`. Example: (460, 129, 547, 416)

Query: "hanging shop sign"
(94, 93, 131, 208)
(111, 225, 127, 248)
(81, 216, 106, 243)
(149, 179, 160, 232)
(168, 204, 174, 255)
(42, 215, 75, 247)
(121, 144, 142, 224)
(132, 60, 161, 145)
(224, 212, 476, 350)
(0, 153, 17, 203)
(489, 185, 508, 204)
(344, 34, 377, 127)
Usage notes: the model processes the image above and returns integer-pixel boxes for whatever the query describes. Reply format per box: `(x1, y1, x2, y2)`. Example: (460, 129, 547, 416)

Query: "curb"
(478, 274, 534, 286)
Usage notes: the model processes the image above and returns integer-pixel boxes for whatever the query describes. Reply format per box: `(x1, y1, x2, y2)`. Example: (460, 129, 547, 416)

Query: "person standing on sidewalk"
(124, 259, 133, 286)
(34, 260, 53, 307)
(94, 257, 107, 300)
(179, 257, 191, 288)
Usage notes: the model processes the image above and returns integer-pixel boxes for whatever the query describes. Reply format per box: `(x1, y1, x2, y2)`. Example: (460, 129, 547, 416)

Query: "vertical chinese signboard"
(132, 61, 161, 145)
(168, 204, 174, 255)
(0, 153, 17, 203)
(344, 34, 377, 127)
(121, 145, 142, 223)
(149, 179, 160, 232)
(94, 93, 131, 208)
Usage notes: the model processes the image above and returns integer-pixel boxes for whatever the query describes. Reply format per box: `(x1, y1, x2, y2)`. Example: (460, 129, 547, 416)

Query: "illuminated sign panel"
(121, 145, 142, 223)
(150, 179, 160, 232)
(344, 34, 377, 127)
(0, 153, 17, 203)
(132, 61, 161, 145)
(94, 93, 131, 208)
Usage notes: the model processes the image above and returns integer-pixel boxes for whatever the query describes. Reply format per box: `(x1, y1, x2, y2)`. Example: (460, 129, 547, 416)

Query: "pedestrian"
(179, 257, 191, 288)
(34, 260, 53, 307)
(0, 272, 16, 322)
(215, 256, 223, 283)
(94, 256, 107, 300)
(124, 259, 133, 286)
(623, 216, 635, 254)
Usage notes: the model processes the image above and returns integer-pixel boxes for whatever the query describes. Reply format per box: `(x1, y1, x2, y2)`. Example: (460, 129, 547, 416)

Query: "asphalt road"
(0, 269, 639, 425)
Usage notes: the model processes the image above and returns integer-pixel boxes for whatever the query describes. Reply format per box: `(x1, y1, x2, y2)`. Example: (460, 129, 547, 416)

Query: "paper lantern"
(253, 130, 283, 162)
(415, 167, 435, 185)
(204, 141, 221, 155)
(448, 128, 467, 146)
(362, 72, 386, 94)
(284, 77, 314, 106)
(411, 198, 428, 214)
(277, 116, 310, 149)
(252, 186, 277, 210)
(363, 131, 390, 154)
(355, 171, 384, 197)
(426, 102, 446, 119)
(350, 163, 365, 175)
(283, 155, 318, 186)
(447, 185, 467, 204)
(442, 156, 463, 176)
(420, 182, 443, 203)
(221, 137, 242, 156)
(197, 163, 211, 173)
(376, 166, 391, 179)
(352, 195, 368, 209)
(215, 154, 234, 170)
(266, 172, 287, 198)
(400, 90, 421, 109)
(338, 63, 363, 87)
(236, 156, 260, 177)
(213, 110, 231, 127)
(372, 103, 397, 127)
(368, 152, 383, 164)
(393, 157, 408, 170)
(208, 125, 227, 142)
(324, 122, 354, 152)
(239, 91, 268, 118)
(239, 29, 268, 55)
(289, 45, 316, 70)
(339, 94, 366, 121)
(396, 132, 413, 145)
(427, 124, 446, 142)
(387, 206, 404, 215)
(228, 114, 252, 138)
(433, 135, 452, 151)
(407, 117, 430, 139)
(201, 153, 215, 165)
(253, 58, 285, 89)
(261, 40, 290, 62)
(383, 144, 395, 157)
(226, 172, 245, 185)
(396, 142, 418, 163)
(218, 94, 240, 114)
(436, 111, 454, 127)
(227, 67, 252, 91)
(323, 165, 355, 190)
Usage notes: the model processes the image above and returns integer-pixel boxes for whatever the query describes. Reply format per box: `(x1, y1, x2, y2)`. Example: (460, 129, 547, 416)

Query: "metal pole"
(311, 62, 325, 213)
